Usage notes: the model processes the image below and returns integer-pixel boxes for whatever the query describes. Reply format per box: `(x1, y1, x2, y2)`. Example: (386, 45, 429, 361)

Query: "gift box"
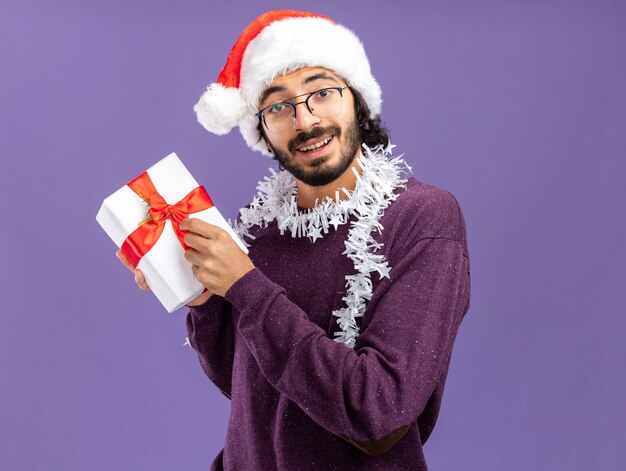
(96, 152, 248, 312)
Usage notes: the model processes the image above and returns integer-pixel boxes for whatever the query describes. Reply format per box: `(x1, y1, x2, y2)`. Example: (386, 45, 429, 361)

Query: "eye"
(268, 103, 286, 113)
(315, 89, 333, 99)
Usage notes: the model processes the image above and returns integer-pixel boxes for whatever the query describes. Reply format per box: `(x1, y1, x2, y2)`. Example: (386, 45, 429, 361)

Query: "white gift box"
(96, 152, 248, 312)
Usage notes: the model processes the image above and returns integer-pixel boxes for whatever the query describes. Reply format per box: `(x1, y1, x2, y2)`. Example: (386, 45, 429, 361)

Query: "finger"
(135, 269, 151, 291)
(183, 231, 210, 251)
(179, 218, 220, 238)
(116, 250, 134, 273)
(184, 247, 202, 265)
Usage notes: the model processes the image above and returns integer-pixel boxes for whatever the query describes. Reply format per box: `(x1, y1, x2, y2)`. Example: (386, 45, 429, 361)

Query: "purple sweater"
(186, 177, 471, 470)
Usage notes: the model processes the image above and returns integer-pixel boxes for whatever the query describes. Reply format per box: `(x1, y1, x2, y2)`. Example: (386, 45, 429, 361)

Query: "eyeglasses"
(257, 87, 347, 134)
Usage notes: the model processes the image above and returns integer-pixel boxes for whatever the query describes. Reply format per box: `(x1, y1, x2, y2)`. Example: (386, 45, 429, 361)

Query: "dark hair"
(350, 87, 390, 150)
(256, 86, 390, 161)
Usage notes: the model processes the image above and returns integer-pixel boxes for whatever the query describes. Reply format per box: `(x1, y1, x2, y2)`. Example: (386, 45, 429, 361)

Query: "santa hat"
(193, 10, 382, 157)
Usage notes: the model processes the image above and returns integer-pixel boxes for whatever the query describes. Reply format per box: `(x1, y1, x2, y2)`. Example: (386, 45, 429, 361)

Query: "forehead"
(267, 66, 343, 88)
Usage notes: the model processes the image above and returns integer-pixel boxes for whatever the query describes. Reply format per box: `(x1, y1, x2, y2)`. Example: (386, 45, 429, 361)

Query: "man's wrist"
(186, 289, 213, 307)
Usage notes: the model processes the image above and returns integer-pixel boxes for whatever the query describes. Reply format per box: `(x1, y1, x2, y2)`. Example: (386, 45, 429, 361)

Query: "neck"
(295, 148, 364, 209)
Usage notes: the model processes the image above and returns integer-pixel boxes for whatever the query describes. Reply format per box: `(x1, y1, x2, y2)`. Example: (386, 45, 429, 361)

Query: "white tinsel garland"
(228, 141, 413, 348)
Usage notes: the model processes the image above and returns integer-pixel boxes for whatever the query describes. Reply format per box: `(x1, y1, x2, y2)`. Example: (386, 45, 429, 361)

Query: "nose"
(293, 101, 320, 131)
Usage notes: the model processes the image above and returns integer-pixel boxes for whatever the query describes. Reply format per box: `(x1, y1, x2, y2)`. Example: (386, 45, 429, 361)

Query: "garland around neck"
(230, 141, 413, 348)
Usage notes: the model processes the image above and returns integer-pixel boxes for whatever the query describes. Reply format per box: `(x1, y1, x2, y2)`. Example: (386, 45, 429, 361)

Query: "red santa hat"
(193, 9, 382, 157)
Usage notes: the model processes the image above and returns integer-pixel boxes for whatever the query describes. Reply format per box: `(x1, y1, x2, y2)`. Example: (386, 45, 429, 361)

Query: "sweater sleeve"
(224, 235, 470, 455)
(184, 208, 252, 400)
(186, 294, 235, 400)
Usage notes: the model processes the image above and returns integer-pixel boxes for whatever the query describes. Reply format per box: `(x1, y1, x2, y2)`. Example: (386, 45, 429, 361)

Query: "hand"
(116, 250, 151, 291)
(115, 249, 213, 307)
(179, 217, 255, 298)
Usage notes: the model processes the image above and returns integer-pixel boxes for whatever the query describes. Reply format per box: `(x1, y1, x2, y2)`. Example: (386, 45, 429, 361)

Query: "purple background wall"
(1, 1, 624, 469)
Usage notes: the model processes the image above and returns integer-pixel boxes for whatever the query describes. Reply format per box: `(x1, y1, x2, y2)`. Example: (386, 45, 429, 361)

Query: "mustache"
(288, 125, 341, 152)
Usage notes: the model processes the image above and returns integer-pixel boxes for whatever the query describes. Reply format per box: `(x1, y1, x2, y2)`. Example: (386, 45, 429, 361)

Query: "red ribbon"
(120, 172, 214, 268)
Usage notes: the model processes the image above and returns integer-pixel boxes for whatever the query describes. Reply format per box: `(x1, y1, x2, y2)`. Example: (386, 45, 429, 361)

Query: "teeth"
(298, 136, 332, 152)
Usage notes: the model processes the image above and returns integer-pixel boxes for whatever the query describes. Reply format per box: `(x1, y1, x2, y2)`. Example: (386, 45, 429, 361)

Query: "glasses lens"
(261, 88, 345, 133)
(308, 88, 344, 119)
(262, 102, 294, 134)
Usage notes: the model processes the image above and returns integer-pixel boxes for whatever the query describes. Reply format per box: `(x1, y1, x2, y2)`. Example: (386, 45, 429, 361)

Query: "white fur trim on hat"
(194, 83, 247, 136)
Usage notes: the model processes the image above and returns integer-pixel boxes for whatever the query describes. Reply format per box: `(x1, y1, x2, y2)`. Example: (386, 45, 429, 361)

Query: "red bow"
(120, 172, 214, 268)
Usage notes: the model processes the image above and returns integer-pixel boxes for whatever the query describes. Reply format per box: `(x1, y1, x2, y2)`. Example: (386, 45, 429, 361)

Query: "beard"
(267, 117, 361, 187)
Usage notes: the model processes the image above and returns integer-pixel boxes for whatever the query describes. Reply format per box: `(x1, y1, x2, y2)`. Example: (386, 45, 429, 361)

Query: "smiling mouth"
(296, 135, 334, 153)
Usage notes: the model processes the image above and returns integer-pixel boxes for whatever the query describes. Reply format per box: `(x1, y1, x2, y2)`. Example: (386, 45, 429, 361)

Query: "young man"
(118, 10, 471, 471)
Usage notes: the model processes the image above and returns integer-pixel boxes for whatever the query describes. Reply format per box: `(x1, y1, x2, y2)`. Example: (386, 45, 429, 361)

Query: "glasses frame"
(256, 86, 347, 133)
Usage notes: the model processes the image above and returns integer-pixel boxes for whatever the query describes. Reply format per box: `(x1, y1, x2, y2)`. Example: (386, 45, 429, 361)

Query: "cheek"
(269, 137, 295, 157)
(338, 115, 358, 140)
(278, 139, 294, 153)
(266, 135, 286, 150)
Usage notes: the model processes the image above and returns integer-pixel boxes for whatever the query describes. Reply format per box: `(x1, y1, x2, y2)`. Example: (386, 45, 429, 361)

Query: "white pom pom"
(193, 83, 246, 135)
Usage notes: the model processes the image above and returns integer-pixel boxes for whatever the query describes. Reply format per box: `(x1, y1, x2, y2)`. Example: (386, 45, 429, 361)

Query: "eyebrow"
(259, 72, 341, 106)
